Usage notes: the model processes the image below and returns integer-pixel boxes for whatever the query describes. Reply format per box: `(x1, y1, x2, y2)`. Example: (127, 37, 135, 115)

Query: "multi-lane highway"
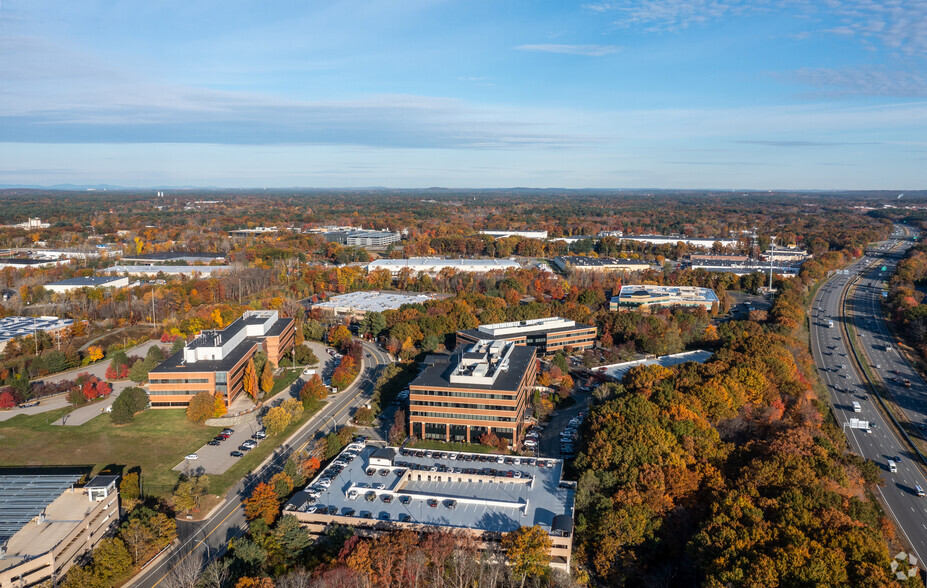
(129, 341, 393, 588)
(810, 226, 927, 563)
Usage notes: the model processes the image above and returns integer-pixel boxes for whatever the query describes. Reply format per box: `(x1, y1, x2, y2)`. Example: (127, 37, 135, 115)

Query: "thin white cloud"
(515, 43, 623, 56)
(585, 0, 927, 55)
(785, 66, 927, 98)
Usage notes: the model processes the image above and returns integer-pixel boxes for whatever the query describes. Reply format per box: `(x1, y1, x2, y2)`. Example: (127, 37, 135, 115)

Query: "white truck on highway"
(849, 418, 871, 433)
(828, 319, 835, 328)
(852, 401, 862, 413)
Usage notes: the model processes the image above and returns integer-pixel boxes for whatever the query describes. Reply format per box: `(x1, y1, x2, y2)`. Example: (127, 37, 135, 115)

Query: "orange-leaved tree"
(243, 482, 280, 525)
(243, 359, 258, 401)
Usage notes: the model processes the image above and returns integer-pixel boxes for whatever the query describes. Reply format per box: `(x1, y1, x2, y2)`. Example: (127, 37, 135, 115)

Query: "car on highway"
(185, 453, 198, 460)
(230, 450, 244, 457)
(889, 461, 898, 473)
(917, 485, 926, 497)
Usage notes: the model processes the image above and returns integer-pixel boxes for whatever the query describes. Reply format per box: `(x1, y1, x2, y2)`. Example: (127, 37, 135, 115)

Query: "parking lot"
(172, 422, 268, 475)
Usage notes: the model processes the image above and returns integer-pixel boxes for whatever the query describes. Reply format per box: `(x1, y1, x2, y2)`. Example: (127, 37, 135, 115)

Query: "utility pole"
(768, 236, 776, 291)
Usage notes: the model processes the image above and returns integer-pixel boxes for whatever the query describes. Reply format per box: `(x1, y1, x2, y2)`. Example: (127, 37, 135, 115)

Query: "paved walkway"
(0, 340, 168, 423)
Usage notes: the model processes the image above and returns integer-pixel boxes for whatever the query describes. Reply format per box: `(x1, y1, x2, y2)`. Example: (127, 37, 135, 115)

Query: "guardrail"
(838, 268, 927, 468)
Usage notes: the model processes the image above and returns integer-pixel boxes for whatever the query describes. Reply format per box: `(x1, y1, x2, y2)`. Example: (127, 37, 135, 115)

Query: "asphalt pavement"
(127, 341, 393, 588)
(810, 226, 927, 565)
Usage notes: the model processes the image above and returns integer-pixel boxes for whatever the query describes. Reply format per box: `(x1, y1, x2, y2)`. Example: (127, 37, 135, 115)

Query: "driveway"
(538, 390, 591, 458)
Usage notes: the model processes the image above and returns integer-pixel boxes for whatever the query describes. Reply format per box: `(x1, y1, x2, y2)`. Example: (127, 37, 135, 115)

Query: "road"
(128, 341, 393, 588)
(810, 225, 927, 564)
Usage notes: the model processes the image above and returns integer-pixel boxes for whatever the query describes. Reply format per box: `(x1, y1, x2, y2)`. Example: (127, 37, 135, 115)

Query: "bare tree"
(198, 560, 230, 588)
(276, 568, 312, 588)
(161, 553, 203, 588)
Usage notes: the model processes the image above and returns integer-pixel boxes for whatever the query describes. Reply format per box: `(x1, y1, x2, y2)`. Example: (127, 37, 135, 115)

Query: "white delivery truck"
(852, 401, 861, 413)
(849, 418, 871, 433)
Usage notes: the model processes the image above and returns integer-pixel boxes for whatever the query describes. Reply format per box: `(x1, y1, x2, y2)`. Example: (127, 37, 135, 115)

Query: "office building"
(610, 285, 719, 312)
(148, 310, 295, 409)
(0, 470, 120, 588)
(285, 443, 575, 571)
(324, 230, 401, 248)
(479, 230, 548, 240)
(457, 317, 596, 354)
(312, 291, 439, 319)
(551, 256, 652, 273)
(119, 252, 226, 265)
(45, 276, 129, 294)
(409, 340, 536, 447)
(367, 258, 519, 276)
(0, 218, 50, 230)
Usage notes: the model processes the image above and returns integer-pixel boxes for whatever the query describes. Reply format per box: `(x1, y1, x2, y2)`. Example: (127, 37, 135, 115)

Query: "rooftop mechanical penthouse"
(409, 340, 536, 447)
(285, 443, 575, 571)
(148, 310, 294, 409)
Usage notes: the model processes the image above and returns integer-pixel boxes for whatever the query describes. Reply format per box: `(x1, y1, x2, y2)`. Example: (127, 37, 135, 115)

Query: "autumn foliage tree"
(244, 481, 280, 525)
(299, 374, 328, 406)
(243, 358, 258, 401)
(260, 363, 274, 395)
(186, 391, 216, 424)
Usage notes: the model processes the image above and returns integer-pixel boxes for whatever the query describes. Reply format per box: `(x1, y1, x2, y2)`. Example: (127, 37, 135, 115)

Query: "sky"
(1, 0, 926, 190)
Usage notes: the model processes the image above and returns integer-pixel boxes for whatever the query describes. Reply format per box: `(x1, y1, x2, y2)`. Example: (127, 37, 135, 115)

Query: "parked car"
(238, 444, 253, 452)
(185, 454, 198, 460)
(230, 450, 244, 458)
(207, 440, 221, 446)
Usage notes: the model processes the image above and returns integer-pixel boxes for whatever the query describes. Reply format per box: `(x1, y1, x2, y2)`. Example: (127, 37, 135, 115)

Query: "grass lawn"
(207, 398, 326, 496)
(269, 368, 303, 396)
(0, 408, 219, 496)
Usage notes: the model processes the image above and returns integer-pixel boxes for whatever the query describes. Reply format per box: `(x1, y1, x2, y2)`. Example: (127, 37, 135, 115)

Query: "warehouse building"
(324, 230, 401, 248)
(119, 252, 226, 265)
(0, 259, 68, 271)
(551, 256, 652, 273)
(409, 340, 536, 447)
(479, 230, 548, 240)
(457, 317, 596, 354)
(285, 443, 575, 570)
(101, 265, 234, 278)
(367, 258, 519, 276)
(610, 285, 719, 312)
(0, 469, 120, 588)
(0, 316, 74, 353)
(44, 276, 129, 294)
(311, 291, 439, 319)
(148, 310, 294, 409)
(590, 349, 713, 382)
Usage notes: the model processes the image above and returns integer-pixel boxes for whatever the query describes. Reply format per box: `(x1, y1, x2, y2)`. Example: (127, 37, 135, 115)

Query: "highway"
(810, 225, 927, 564)
(129, 341, 393, 588)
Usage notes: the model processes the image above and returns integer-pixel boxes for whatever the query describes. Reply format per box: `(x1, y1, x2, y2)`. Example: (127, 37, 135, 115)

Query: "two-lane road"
(129, 341, 393, 588)
(810, 227, 927, 564)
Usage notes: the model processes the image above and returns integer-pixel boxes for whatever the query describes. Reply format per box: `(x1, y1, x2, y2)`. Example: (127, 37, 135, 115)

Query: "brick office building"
(148, 310, 294, 408)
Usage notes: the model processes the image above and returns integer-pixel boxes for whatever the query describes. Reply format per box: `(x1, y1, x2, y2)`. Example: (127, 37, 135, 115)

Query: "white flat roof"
(594, 350, 713, 381)
(314, 291, 437, 313)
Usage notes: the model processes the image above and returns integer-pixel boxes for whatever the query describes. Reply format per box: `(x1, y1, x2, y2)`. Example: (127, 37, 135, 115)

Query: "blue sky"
(1, 0, 925, 189)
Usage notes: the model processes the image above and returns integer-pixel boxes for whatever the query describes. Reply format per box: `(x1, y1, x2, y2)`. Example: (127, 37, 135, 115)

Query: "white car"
(496, 455, 505, 464)
(348, 490, 359, 500)
(318, 479, 332, 488)
(185, 454, 198, 460)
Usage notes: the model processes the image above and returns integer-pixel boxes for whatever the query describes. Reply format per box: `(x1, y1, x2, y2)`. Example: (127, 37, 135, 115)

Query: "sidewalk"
(0, 340, 167, 423)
